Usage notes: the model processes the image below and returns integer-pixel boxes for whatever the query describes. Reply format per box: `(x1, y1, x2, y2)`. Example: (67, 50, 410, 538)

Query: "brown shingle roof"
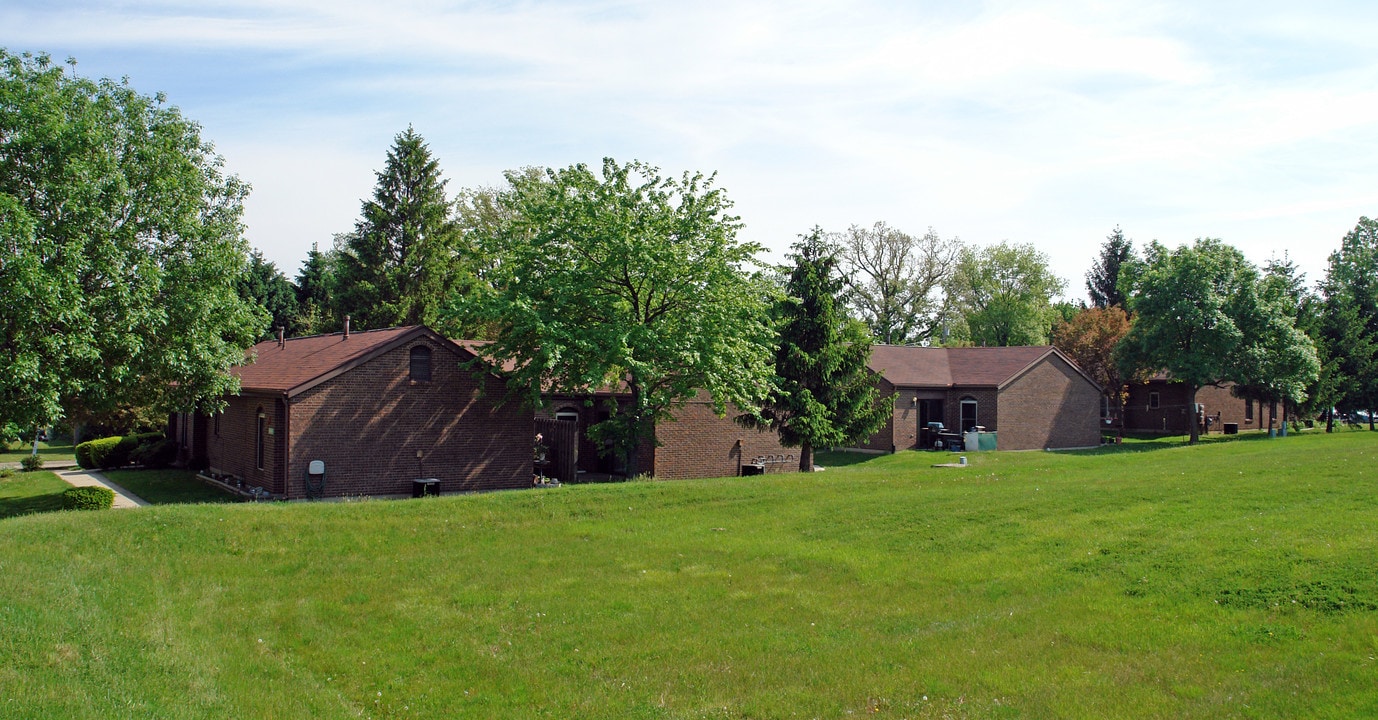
(235, 326, 431, 396)
(867, 345, 1065, 388)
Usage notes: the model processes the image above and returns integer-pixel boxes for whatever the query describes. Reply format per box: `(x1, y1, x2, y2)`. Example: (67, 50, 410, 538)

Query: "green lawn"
(0, 470, 69, 519)
(1, 431, 1376, 718)
(0, 440, 77, 466)
(103, 468, 237, 505)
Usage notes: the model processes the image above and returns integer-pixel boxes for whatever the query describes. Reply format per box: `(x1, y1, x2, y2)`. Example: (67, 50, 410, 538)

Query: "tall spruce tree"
(1086, 226, 1135, 309)
(336, 127, 461, 329)
(742, 228, 891, 472)
(294, 241, 338, 334)
(1319, 217, 1378, 427)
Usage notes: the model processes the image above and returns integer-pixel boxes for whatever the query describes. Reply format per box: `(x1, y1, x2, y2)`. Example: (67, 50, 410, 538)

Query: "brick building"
(538, 390, 792, 481)
(1121, 375, 1260, 435)
(859, 345, 1102, 452)
(178, 325, 531, 498)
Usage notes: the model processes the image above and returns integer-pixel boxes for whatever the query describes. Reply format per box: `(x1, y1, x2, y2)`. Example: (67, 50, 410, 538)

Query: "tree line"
(5, 50, 1372, 462)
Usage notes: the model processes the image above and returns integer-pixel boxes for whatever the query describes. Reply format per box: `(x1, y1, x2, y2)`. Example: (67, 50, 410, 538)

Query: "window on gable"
(410, 345, 432, 382)
(1149, 392, 1160, 410)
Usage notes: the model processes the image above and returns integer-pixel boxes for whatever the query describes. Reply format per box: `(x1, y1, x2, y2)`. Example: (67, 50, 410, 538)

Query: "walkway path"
(57, 468, 148, 508)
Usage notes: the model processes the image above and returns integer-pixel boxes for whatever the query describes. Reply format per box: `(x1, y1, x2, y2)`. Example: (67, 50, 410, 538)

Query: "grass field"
(104, 469, 237, 506)
(0, 470, 69, 518)
(1, 431, 1375, 718)
(0, 441, 77, 466)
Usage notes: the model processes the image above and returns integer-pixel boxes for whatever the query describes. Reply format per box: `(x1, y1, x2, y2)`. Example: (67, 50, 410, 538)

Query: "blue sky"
(7, 0, 1378, 299)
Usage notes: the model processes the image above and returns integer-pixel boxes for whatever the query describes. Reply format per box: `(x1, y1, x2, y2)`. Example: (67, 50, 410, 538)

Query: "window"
(255, 408, 266, 470)
(1245, 401, 1254, 422)
(960, 398, 978, 432)
(555, 407, 579, 423)
(1148, 392, 1160, 410)
(410, 345, 432, 382)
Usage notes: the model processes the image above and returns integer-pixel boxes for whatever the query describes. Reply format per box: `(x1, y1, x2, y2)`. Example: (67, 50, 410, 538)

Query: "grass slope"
(1, 432, 1375, 719)
(0, 470, 69, 518)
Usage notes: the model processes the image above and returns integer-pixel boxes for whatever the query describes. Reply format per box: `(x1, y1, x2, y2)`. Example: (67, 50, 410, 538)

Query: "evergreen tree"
(237, 250, 301, 339)
(336, 127, 462, 329)
(294, 241, 339, 334)
(1086, 226, 1135, 309)
(742, 228, 891, 472)
(1319, 217, 1378, 427)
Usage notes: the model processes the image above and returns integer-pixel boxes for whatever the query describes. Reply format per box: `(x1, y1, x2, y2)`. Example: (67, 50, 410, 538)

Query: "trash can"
(1223, 423, 1238, 435)
(411, 478, 440, 497)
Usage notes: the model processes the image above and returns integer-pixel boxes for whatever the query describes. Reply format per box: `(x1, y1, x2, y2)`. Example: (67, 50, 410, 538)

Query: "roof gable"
(235, 326, 477, 397)
(867, 345, 1077, 388)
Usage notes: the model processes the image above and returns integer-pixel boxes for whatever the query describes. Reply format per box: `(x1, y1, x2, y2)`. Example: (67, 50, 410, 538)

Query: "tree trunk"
(1269, 401, 1277, 436)
(798, 442, 814, 473)
(1187, 385, 1200, 444)
(1326, 407, 1334, 433)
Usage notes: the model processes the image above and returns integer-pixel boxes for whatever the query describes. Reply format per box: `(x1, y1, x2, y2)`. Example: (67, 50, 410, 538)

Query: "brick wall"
(997, 355, 1101, 450)
(205, 394, 287, 493)
(285, 338, 531, 497)
(1124, 381, 1257, 435)
(653, 398, 792, 479)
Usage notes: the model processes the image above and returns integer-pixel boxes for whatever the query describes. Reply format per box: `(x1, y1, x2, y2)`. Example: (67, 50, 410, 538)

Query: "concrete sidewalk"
(57, 468, 148, 508)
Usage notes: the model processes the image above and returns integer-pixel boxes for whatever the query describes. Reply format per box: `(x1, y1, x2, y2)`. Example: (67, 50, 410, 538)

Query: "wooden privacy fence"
(534, 417, 578, 482)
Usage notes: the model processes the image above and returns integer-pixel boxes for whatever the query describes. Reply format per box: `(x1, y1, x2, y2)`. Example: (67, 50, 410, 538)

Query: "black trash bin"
(412, 478, 440, 497)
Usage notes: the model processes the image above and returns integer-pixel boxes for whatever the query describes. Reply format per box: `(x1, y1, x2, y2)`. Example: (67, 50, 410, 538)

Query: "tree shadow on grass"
(813, 450, 886, 467)
(0, 491, 66, 520)
(1057, 430, 1280, 456)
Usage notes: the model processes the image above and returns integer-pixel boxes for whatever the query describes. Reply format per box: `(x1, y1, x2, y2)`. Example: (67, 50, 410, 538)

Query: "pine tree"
(1086, 226, 1135, 309)
(294, 241, 338, 334)
(336, 127, 461, 329)
(236, 250, 301, 339)
(743, 228, 891, 472)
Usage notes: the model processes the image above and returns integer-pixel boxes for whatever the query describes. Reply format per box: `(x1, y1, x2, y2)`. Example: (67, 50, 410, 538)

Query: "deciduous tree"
(1052, 306, 1140, 429)
(836, 222, 959, 345)
(944, 242, 1066, 346)
(1118, 239, 1266, 443)
(0, 50, 264, 432)
(741, 228, 890, 472)
(453, 158, 775, 476)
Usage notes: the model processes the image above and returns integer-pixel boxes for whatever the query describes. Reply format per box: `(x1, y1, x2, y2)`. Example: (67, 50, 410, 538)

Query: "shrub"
(0, 467, 15, 479)
(131, 438, 178, 469)
(20, 454, 44, 472)
(76, 437, 120, 469)
(62, 486, 114, 511)
(77, 432, 165, 469)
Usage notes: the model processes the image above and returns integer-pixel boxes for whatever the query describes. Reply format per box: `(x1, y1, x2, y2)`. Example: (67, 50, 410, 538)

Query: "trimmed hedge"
(76, 432, 166, 470)
(62, 485, 114, 511)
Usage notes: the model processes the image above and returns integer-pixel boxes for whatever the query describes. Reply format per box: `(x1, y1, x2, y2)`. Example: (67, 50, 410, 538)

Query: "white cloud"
(5, 0, 1378, 294)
